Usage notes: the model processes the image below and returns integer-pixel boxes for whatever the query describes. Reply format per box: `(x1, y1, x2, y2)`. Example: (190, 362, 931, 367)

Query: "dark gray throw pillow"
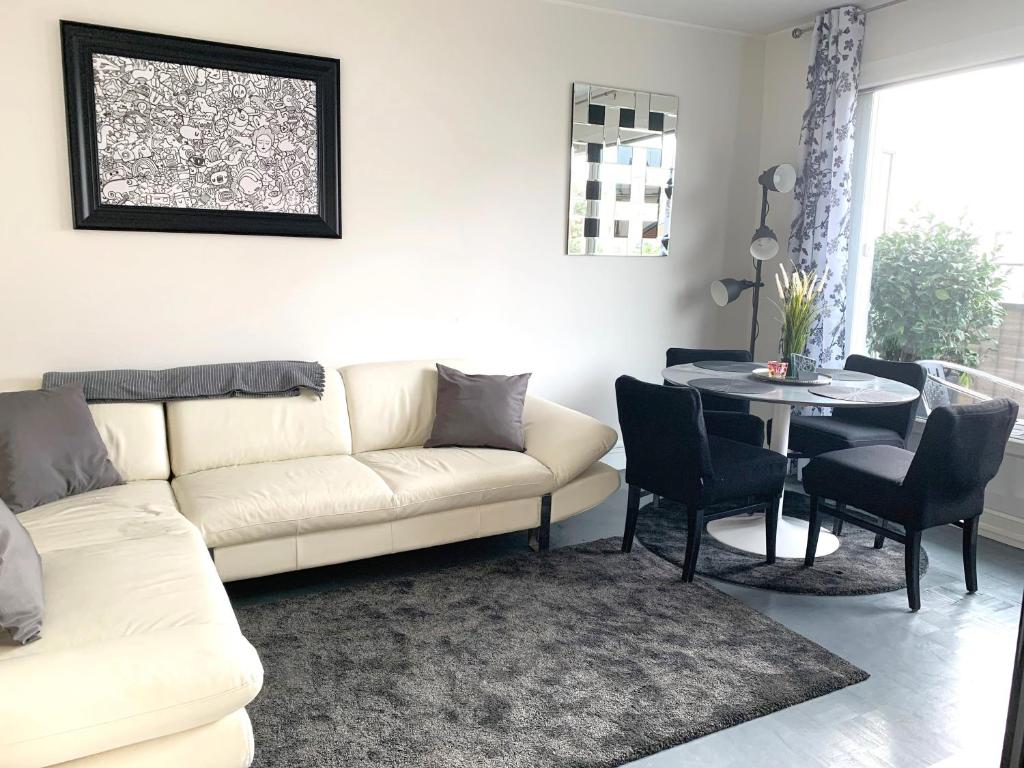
(0, 497, 44, 644)
(425, 364, 532, 451)
(0, 384, 123, 513)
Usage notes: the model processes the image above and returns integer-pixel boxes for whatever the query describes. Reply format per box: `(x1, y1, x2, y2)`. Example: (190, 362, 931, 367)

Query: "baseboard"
(980, 507, 1024, 550)
(603, 443, 626, 470)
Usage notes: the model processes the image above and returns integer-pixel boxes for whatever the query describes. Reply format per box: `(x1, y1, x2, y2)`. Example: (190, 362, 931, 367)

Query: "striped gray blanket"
(42, 361, 325, 403)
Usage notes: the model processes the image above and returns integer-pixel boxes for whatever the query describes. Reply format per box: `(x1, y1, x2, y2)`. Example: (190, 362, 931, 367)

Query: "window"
(849, 60, 1024, 415)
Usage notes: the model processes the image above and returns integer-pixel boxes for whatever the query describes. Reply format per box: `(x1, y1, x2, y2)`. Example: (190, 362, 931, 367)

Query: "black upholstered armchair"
(789, 354, 927, 457)
(616, 376, 787, 580)
(803, 398, 1018, 611)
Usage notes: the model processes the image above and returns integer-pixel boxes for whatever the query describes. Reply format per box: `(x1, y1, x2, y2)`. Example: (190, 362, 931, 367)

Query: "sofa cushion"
(52, 710, 254, 768)
(341, 359, 458, 454)
(2, 482, 262, 768)
(172, 455, 397, 548)
(426, 364, 531, 451)
(88, 402, 170, 481)
(0, 497, 43, 645)
(0, 385, 123, 513)
(16, 481, 183, 555)
(0, 379, 170, 484)
(166, 367, 352, 476)
(355, 446, 553, 519)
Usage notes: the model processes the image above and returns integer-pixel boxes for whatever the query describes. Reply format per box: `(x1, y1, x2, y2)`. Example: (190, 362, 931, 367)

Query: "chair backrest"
(838, 354, 927, 442)
(615, 375, 713, 502)
(664, 347, 751, 414)
(904, 398, 1018, 504)
(917, 360, 951, 413)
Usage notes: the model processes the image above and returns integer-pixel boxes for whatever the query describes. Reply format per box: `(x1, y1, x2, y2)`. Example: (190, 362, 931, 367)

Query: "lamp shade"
(711, 278, 756, 307)
(749, 225, 779, 261)
(760, 163, 796, 194)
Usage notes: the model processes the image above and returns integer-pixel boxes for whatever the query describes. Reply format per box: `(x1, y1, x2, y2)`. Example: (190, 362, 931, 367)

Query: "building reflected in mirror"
(567, 83, 677, 256)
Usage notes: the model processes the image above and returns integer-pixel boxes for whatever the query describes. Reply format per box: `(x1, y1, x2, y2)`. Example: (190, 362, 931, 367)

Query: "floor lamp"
(711, 164, 796, 358)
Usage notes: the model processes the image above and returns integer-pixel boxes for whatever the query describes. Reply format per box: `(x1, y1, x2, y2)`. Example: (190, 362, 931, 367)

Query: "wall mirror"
(567, 82, 677, 256)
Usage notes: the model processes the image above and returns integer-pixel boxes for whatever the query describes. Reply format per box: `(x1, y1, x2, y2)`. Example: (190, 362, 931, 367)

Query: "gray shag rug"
(235, 538, 867, 767)
(636, 494, 929, 596)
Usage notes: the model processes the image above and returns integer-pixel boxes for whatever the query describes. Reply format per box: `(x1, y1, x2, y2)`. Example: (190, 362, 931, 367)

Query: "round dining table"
(661, 362, 921, 559)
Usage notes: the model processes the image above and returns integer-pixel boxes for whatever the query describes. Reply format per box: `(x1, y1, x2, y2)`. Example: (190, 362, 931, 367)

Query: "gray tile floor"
(230, 476, 1023, 768)
(553, 481, 1024, 768)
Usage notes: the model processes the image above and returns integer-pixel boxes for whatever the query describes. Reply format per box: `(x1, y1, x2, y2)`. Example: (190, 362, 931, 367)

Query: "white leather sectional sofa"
(0, 359, 619, 768)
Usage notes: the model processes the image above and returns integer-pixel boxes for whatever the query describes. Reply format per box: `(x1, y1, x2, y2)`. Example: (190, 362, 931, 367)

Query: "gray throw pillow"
(0, 497, 43, 644)
(425, 364, 532, 451)
(0, 384, 123, 513)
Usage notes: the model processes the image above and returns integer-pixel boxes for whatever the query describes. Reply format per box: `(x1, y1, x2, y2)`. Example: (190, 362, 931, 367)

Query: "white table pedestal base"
(706, 401, 841, 559)
(707, 513, 841, 558)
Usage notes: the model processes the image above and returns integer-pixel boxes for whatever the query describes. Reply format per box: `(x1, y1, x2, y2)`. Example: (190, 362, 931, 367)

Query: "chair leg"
(963, 517, 979, 593)
(682, 505, 704, 582)
(804, 495, 821, 567)
(622, 485, 642, 553)
(765, 495, 779, 564)
(873, 518, 886, 549)
(831, 502, 846, 536)
(905, 530, 923, 611)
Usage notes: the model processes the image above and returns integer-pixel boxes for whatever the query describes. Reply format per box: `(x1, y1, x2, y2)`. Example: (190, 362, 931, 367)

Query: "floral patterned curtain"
(787, 6, 866, 366)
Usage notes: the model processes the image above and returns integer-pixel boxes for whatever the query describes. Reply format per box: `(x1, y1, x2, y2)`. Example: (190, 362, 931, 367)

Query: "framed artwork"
(60, 21, 340, 238)
(567, 83, 677, 256)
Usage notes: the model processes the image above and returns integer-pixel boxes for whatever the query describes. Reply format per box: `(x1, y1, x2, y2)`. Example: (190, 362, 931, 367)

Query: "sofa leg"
(873, 533, 886, 549)
(681, 505, 704, 582)
(622, 485, 642, 553)
(652, 494, 661, 508)
(963, 517, 979, 593)
(765, 495, 779, 564)
(538, 495, 551, 552)
(905, 530, 923, 611)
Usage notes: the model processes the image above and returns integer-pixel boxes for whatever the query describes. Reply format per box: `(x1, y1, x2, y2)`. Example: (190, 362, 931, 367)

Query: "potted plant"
(774, 264, 827, 377)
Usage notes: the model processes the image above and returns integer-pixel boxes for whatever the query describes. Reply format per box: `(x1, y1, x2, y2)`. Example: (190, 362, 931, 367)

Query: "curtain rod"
(791, 0, 909, 38)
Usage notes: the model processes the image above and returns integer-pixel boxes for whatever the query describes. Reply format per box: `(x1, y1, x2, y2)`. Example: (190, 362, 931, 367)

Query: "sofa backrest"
(0, 379, 170, 482)
(340, 359, 466, 454)
(90, 402, 171, 481)
(166, 367, 352, 476)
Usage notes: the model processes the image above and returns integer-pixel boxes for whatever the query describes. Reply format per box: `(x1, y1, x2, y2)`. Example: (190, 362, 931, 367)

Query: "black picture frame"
(60, 20, 341, 238)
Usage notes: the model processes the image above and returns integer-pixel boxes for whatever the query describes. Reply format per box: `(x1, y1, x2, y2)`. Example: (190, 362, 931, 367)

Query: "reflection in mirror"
(567, 82, 678, 256)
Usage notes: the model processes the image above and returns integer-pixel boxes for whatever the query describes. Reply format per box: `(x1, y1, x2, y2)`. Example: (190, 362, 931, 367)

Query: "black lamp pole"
(747, 184, 772, 357)
(711, 163, 794, 360)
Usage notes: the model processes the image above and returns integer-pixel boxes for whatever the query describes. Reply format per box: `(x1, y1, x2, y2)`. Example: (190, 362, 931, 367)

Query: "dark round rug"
(635, 494, 928, 596)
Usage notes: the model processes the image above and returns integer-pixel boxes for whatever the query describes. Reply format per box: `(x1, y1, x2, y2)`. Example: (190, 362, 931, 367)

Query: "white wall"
(0, 0, 765, 434)
(755, 0, 1024, 546)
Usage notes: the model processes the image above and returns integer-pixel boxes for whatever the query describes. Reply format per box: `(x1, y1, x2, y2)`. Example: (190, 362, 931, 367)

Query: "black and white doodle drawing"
(91, 54, 319, 214)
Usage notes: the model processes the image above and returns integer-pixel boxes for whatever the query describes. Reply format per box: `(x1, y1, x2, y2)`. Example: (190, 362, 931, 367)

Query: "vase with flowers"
(773, 265, 828, 377)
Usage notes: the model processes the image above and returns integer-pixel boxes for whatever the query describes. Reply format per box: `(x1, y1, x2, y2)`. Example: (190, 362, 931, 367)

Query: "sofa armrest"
(522, 396, 618, 487)
(703, 411, 765, 447)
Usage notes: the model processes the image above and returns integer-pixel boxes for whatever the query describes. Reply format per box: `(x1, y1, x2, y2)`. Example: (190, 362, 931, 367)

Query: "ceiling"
(551, 0, 875, 35)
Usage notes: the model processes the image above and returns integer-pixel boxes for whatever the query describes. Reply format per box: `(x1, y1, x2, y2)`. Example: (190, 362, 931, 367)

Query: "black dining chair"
(789, 354, 927, 457)
(789, 354, 927, 535)
(665, 347, 754, 414)
(616, 376, 788, 579)
(802, 398, 1018, 611)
